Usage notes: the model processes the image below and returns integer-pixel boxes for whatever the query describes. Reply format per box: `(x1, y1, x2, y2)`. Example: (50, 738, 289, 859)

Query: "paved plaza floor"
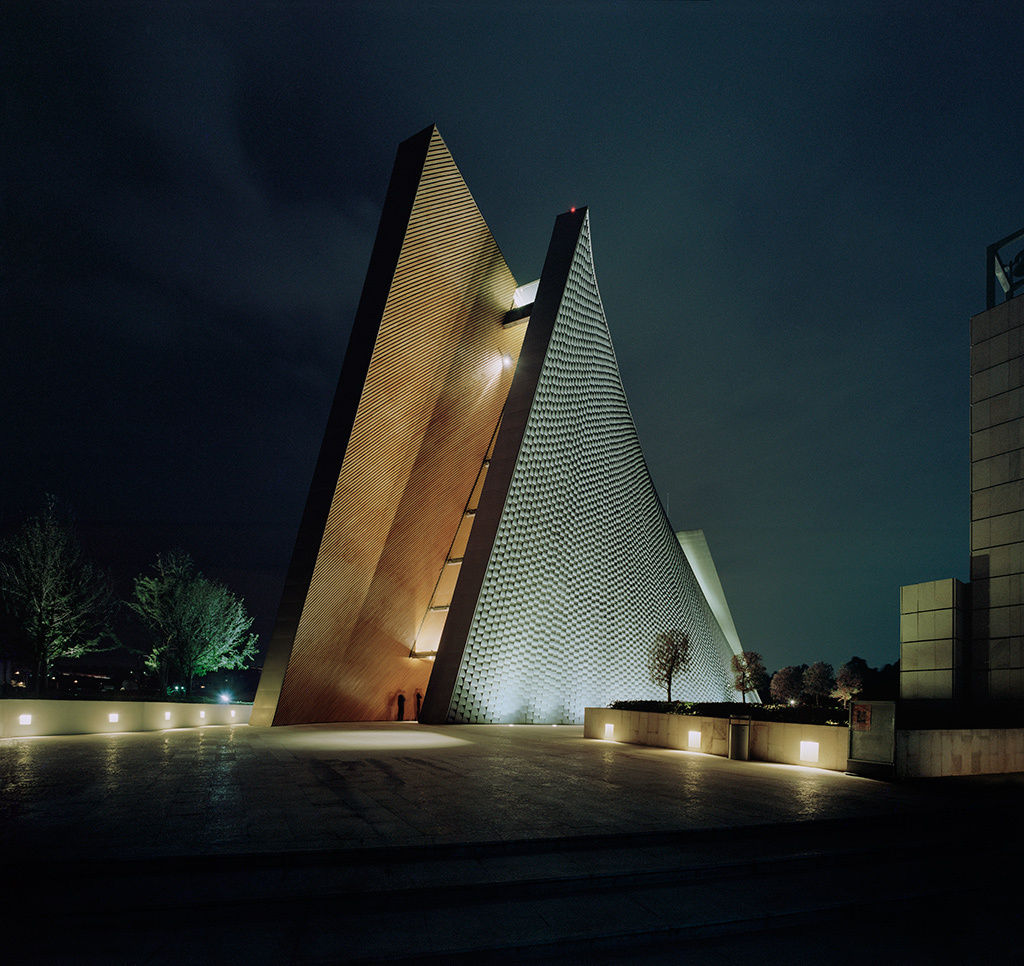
(3, 722, 1023, 963)
(0, 720, 1000, 860)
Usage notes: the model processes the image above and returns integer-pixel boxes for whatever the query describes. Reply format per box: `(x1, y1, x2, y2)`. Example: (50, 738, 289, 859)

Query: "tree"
(876, 660, 900, 700)
(0, 497, 115, 693)
(769, 665, 804, 704)
(731, 651, 768, 704)
(802, 661, 835, 707)
(832, 660, 866, 707)
(647, 629, 690, 702)
(130, 552, 258, 694)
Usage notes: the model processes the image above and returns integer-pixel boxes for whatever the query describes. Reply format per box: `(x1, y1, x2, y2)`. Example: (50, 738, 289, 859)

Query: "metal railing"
(987, 226, 1024, 308)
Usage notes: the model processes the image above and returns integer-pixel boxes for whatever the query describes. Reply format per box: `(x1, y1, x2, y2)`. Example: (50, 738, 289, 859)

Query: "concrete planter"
(584, 707, 848, 771)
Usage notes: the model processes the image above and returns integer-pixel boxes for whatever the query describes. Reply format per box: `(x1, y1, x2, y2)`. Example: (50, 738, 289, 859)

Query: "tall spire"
(421, 209, 738, 723)
(251, 127, 522, 725)
(253, 132, 743, 727)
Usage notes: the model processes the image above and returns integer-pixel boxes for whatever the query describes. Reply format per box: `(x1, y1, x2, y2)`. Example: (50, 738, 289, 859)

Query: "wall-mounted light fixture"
(799, 740, 819, 763)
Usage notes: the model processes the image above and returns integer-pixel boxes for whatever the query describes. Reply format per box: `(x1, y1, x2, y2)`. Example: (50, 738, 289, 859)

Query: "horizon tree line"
(647, 629, 899, 707)
(769, 657, 900, 706)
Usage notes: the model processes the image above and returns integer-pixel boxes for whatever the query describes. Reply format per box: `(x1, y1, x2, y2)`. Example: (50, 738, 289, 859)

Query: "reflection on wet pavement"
(0, 722, 1011, 862)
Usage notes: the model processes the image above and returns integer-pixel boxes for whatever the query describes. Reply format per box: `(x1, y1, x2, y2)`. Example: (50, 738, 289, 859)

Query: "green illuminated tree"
(130, 552, 258, 695)
(731, 650, 768, 704)
(0, 497, 116, 693)
(647, 629, 691, 702)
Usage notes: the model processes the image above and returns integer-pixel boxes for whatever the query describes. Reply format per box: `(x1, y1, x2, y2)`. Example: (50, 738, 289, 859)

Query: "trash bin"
(728, 716, 750, 760)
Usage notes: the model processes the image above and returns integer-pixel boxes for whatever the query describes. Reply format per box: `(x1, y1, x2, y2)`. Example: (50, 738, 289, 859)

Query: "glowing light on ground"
(263, 724, 472, 752)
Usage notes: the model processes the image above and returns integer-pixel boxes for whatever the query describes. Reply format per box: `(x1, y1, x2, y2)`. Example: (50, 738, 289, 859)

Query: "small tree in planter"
(731, 650, 768, 704)
(647, 629, 690, 702)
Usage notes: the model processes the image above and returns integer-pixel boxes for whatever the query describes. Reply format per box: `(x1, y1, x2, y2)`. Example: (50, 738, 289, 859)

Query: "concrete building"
(902, 228, 1024, 707)
(970, 286, 1024, 700)
(251, 126, 746, 726)
(899, 577, 969, 701)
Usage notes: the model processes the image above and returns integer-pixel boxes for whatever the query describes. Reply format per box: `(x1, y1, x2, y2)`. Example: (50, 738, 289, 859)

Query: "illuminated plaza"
(4, 721, 1021, 962)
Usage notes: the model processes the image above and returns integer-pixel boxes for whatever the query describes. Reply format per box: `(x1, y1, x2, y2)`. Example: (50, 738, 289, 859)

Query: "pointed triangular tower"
(251, 126, 526, 725)
(420, 208, 740, 723)
(252, 130, 743, 727)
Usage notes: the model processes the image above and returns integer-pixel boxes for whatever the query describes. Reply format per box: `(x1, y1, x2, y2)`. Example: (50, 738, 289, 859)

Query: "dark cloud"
(4, 1, 1023, 670)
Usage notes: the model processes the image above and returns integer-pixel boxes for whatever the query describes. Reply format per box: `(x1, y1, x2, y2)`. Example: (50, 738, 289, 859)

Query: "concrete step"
(10, 810, 1021, 965)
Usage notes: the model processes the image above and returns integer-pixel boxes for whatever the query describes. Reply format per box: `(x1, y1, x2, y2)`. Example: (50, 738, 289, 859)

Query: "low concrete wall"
(584, 707, 731, 755)
(750, 719, 849, 771)
(584, 708, 848, 771)
(1, 698, 252, 738)
(896, 727, 1024, 778)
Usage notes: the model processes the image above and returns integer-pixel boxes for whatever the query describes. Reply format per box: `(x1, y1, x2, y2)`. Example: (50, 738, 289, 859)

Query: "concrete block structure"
(970, 293, 1024, 700)
(901, 238, 1024, 709)
(896, 727, 1024, 778)
(899, 578, 969, 700)
(251, 127, 746, 726)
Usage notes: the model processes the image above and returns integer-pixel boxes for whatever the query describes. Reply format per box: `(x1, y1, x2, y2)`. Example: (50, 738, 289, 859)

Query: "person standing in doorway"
(396, 692, 406, 721)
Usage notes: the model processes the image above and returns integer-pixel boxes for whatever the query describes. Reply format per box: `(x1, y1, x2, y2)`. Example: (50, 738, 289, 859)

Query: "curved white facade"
(425, 209, 743, 722)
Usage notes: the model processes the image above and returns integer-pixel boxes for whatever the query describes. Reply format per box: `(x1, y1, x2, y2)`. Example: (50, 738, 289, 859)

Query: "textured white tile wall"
(447, 215, 739, 723)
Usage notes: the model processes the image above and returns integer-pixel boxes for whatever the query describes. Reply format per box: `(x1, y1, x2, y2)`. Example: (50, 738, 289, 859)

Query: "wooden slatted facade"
(251, 127, 525, 725)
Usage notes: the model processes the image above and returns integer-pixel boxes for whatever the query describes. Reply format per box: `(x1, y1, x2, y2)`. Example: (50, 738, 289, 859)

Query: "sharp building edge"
(251, 126, 523, 725)
(421, 209, 739, 723)
(254, 130, 744, 726)
(676, 529, 746, 661)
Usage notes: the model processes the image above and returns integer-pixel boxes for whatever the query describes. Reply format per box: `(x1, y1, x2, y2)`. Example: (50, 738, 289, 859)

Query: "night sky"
(5, 2, 1024, 676)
